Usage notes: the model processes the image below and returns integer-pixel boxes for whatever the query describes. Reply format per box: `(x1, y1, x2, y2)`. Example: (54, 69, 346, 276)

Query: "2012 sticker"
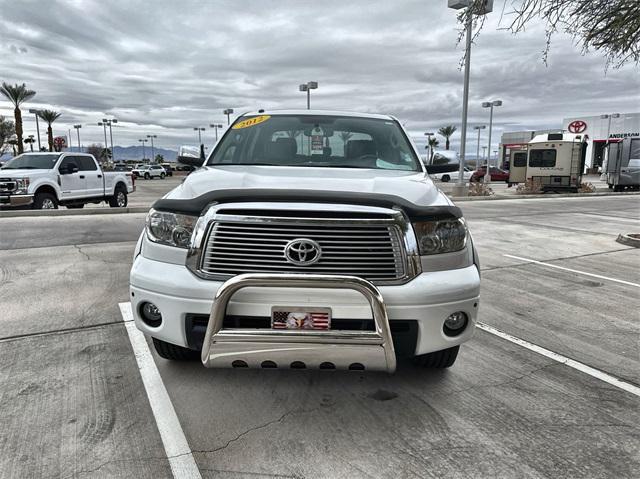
(232, 115, 271, 129)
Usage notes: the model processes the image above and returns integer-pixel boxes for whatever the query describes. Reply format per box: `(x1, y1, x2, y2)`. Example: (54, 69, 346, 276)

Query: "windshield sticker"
(232, 115, 271, 129)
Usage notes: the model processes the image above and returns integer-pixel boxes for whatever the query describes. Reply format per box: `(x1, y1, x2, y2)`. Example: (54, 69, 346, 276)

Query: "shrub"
(468, 182, 494, 196)
(516, 178, 543, 195)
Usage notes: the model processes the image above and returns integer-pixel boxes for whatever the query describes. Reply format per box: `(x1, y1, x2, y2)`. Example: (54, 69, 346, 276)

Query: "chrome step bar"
(201, 273, 397, 372)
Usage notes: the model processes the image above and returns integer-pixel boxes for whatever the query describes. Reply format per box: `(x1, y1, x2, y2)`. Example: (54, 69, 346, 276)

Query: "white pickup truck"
(0, 152, 134, 209)
(130, 110, 480, 372)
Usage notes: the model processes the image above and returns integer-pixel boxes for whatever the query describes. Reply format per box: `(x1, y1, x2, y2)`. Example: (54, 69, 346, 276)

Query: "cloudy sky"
(1, 0, 638, 154)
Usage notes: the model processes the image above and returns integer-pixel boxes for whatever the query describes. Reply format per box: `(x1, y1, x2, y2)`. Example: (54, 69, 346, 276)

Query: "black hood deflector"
(152, 189, 462, 220)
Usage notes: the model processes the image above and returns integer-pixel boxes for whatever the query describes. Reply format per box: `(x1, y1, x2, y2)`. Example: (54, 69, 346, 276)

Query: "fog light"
(443, 311, 468, 337)
(140, 302, 162, 327)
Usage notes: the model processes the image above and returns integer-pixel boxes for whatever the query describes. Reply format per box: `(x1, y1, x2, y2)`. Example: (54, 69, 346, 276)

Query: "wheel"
(152, 338, 199, 361)
(144, 173, 150, 180)
(160, 173, 165, 179)
(33, 192, 58, 210)
(413, 345, 459, 368)
(608, 184, 613, 189)
(441, 175, 450, 183)
(109, 186, 128, 207)
(66, 204, 84, 209)
(613, 185, 622, 192)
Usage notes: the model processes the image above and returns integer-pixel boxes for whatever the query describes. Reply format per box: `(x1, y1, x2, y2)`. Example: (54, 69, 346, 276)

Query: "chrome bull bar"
(201, 273, 397, 372)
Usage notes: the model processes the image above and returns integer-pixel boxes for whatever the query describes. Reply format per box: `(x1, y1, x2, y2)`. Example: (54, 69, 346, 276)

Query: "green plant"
(0, 82, 36, 154)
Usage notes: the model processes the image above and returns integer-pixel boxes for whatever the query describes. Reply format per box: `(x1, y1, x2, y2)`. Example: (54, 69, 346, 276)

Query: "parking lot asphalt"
(0, 195, 639, 478)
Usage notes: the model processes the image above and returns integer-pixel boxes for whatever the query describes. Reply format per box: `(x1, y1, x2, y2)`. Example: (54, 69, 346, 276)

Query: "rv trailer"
(605, 137, 640, 191)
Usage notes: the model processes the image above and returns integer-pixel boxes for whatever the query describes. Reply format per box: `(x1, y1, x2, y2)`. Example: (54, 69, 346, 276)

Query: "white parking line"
(118, 302, 202, 479)
(503, 253, 640, 288)
(477, 322, 640, 398)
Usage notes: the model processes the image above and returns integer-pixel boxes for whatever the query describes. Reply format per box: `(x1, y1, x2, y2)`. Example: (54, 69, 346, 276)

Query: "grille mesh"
(199, 220, 405, 284)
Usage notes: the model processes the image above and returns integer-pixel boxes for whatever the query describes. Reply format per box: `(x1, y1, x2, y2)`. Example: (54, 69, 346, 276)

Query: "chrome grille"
(0, 179, 16, 193)
(198, 220, 406, 284)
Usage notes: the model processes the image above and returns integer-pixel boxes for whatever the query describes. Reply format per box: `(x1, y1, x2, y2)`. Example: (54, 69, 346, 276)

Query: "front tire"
(413, 346, 459, 368)
(33, 192, 58, 210)
(144, 173, 150, 180)
(109, 186, 128, 207)
(152, 338, 198, 361)
(441, 175, 450, 183)
(160, 173, 165, 179)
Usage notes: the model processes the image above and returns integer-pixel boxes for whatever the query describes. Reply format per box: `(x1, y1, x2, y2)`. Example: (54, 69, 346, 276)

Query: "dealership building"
(499, 112, 640, 171)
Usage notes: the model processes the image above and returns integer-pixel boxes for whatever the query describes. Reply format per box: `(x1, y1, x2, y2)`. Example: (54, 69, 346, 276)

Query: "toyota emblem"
(568, 120, 587, 133)
(284, 238, 322, 266)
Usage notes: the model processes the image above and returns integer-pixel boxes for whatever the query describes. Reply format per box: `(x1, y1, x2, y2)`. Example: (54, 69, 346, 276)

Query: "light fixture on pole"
(101, 118, 118, 161)
(147, 134, 157, 162)
(138, 138, 148, 160)
(223, 109, 234, 125)
(28, 109, 42, 151)
(194, 127, 205, 145)
(73, 124, 82, 151)
(481, 99, 502, 183)
(209, 123, 224, 142)
(448, 0, 493, 195)
(424, 131, 435, 164)
(26, 134, 35, 152)
(473, 125, 486, 167)
(299, 81, 318, 109)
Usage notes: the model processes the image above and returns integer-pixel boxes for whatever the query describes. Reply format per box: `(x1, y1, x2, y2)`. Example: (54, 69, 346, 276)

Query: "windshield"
(207, 114, 421, 171)
(1, 153, 61, 170)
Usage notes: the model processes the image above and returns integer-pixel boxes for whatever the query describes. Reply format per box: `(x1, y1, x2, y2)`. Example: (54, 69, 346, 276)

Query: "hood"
(164, 165, 448, 208)
(0, 168, 51, 177)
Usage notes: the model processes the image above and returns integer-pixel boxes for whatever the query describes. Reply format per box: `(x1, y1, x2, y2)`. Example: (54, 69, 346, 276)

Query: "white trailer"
(508, 133, 587, 192)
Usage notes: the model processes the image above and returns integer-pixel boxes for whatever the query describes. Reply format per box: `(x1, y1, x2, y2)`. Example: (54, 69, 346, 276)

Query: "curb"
(616, 234, 640, 248)
(0, 206, 149, 218)
(448, 191, 640, 202)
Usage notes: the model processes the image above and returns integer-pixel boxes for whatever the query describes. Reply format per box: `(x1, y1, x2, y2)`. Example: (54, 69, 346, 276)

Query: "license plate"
(271, 307, 331, 330)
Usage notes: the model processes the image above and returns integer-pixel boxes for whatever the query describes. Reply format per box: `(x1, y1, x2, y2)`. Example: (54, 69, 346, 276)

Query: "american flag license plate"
(271, 307, 331, 330)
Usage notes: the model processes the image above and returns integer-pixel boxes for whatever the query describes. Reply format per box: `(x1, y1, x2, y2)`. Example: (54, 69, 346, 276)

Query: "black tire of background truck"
(160, 173, 165, 179)
(108, 185, 128, 207)
(33, 192, 58, 209)
(66, 204, 85, 209)
(413, 345, 459, 368)
(144, 173, 150, 179)
(441, 175, 450, 182)
(152, 338, 199, 361)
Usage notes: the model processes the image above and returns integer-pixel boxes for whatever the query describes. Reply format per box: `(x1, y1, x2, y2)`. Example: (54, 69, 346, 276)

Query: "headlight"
(413, 218, 467, 255)
(14, 177, 30, 194)
(145, 208, 197, 248)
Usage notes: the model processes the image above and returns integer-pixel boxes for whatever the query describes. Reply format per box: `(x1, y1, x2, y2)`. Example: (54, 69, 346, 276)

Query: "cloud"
(0, 0, 637, 154)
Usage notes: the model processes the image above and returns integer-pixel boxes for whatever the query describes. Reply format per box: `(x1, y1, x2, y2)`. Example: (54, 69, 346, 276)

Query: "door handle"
(79, 175, 85, 179)
(97, 174, 102, 178)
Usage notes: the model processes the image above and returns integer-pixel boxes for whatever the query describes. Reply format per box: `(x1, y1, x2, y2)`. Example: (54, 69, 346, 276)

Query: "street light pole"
(147, 134, 157, 162)
(299, 81, 318, 109)
(101, 118, 118, 162)
(482, 100, 502, 183)
(194, 127, 205, 145)
(448, 0, 492, 195)
(98, 121, 108, 161)
(210, 123, 223, 142)
(474, 125, 486, 167)
(223, 109, 234, 125)
(138, 139, 148, 160)
(29, 109, 42, 151)
(73, 124, 82, 151)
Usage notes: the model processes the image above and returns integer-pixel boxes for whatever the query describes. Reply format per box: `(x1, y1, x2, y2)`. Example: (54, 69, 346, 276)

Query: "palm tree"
(437, 125, 457, 150)
(427, 137, 440, 163)
(0, 82, 36, 154)
(37, 109, 62, 152)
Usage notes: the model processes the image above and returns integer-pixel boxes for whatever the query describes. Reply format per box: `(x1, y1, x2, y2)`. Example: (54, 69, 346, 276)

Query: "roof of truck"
(237, 109, 396, 121)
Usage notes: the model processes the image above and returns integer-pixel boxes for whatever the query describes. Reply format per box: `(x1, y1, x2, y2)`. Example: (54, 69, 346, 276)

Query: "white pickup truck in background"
(0, 152, 135, 209)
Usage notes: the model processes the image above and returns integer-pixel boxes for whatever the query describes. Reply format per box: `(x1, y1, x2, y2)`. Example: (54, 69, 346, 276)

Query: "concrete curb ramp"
(616, 233, 640, 248)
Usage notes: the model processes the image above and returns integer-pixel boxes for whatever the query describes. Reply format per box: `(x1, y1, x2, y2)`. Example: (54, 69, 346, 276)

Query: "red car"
(470, 166, 509, 182)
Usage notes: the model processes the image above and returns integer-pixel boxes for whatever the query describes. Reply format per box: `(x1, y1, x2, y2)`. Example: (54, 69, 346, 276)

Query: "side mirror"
(177, 145, 205, 168)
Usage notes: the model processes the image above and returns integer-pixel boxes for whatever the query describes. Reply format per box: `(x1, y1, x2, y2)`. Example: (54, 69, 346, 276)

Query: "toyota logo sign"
(284, 238, 322, 266)
(568, 120, 587, 133)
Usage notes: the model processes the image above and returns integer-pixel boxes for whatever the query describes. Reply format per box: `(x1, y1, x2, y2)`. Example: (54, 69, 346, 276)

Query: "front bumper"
(0, 194, 33, 207)
(129, 254, 480, 363)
